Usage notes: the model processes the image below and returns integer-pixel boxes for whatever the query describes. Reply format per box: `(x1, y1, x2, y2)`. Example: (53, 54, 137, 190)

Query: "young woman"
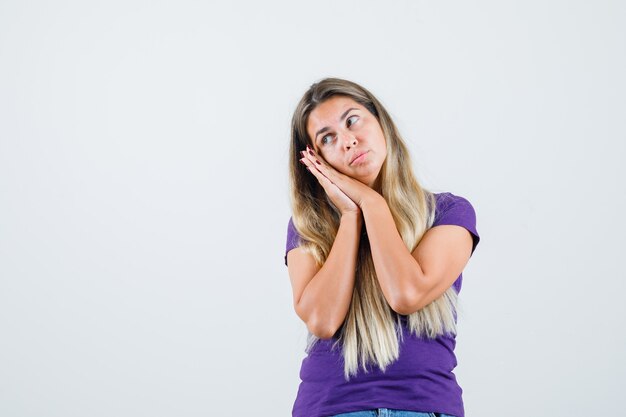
(284, 78, 480, 417)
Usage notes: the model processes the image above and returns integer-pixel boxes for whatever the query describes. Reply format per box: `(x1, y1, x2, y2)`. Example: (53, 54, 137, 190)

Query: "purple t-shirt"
(284, 192, 480, 417)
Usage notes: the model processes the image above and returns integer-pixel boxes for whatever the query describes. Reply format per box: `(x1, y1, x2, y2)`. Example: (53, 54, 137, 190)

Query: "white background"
(1, 1, 624, 416)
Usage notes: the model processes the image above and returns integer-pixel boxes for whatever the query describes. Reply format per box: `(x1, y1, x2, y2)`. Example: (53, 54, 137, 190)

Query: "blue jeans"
(328, 408, 455, 417)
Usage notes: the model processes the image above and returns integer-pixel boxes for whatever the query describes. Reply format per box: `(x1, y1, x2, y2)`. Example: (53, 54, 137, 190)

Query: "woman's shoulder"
(431, 191, 474, 211)
(432, 190, 465, 201)
(430, 190, 480, 254)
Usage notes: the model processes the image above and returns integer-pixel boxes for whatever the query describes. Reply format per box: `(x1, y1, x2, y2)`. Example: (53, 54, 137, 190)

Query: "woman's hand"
(299, 145, 380, 212)
(299, 148, 360, 216)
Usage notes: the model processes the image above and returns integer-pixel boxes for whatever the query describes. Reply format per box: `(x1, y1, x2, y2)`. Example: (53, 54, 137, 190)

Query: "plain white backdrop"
(1, 1, 624, 416)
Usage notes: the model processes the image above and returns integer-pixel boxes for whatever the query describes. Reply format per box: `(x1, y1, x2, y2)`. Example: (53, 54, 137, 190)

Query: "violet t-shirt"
(284, 192, 480, 417)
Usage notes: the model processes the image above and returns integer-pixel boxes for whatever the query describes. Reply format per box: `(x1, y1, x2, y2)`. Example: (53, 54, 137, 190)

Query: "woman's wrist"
(340, 209, 361, 218)
(341, 210, 363, 228)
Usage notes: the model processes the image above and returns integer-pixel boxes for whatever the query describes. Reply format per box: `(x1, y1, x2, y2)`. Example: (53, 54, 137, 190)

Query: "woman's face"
(306, 96, 387, 188)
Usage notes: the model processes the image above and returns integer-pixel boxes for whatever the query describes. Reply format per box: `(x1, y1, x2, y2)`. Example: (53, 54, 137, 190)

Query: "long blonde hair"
(288, 77, 459, 381)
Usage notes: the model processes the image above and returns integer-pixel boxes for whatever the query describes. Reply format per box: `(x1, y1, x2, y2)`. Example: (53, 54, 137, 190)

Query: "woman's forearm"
(297, 211, 362, 339)
(360, 194, 425, 313)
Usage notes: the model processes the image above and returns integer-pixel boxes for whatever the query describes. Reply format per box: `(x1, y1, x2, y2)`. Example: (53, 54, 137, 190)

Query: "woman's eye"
(347, 115, 358, 127)
(321, 135, 333, 145)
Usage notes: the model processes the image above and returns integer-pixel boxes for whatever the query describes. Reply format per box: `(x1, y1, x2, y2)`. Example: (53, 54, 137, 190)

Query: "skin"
(300, 96, 385, 213)
(293, 95, 474, 327)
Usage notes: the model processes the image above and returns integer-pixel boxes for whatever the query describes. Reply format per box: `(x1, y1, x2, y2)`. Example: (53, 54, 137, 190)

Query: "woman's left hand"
(300, 145, 380, 208)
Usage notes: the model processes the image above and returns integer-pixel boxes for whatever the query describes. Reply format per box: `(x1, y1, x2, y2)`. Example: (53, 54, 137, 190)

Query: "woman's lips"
(351, 151, 368, 165)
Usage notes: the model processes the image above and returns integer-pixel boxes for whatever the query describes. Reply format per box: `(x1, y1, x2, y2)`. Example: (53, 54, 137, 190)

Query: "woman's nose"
(340, 132, 358, 148)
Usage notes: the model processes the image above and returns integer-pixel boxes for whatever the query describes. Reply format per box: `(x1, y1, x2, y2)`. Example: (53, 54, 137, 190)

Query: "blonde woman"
(284, 78, 480, 417)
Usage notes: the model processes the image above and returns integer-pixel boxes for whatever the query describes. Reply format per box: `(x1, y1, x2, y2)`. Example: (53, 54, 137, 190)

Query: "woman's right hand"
(321, 176, 362, 216)
(300, 152, 361, 216)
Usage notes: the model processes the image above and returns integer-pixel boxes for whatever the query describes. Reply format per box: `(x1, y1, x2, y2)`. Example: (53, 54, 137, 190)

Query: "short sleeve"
(284, 216, 303, 266)
(432, 192, 480, 257)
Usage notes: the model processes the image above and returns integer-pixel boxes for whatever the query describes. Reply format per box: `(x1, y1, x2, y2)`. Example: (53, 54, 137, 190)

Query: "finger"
(305, 146, 343, 184)
(309, 167, 336, 192)
(300, 151, 329, 179)
(304, 146, 326, 166)
(301, 148, 322, 168)
(300, 156, 335, 189)
(300, 156, 327, 181)
(303, 146, 335, 177)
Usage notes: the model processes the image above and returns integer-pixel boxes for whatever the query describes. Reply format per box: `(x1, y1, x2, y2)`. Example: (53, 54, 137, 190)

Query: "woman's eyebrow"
(314, 107, 359, 141)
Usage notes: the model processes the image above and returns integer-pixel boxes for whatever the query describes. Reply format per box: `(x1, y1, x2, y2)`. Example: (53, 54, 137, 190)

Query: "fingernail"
(315, 159, 321, 165)
(299, 158, 306, 164)
(309, 149, 315, 156)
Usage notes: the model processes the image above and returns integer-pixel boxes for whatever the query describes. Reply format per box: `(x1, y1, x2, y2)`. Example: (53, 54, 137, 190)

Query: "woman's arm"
(297, 147, 473, 316)
(288, 211, 362, 339)
(360, 194, 473, 315)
